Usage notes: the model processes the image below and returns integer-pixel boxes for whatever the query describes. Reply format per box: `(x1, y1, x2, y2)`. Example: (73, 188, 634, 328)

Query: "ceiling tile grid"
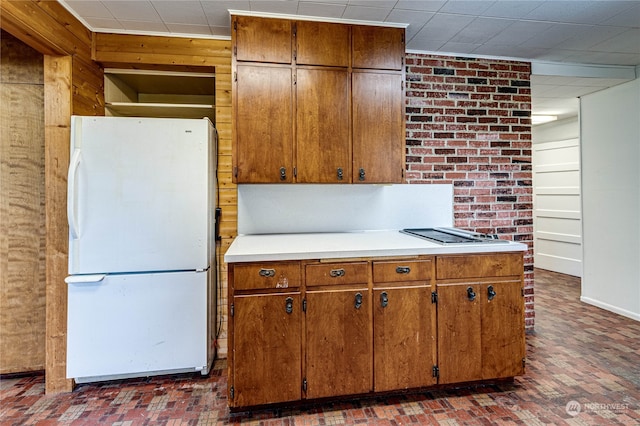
(60, 0, 640, 120)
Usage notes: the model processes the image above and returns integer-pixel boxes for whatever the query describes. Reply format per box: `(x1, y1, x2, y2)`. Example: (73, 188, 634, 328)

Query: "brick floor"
(1, 269, 639, 425)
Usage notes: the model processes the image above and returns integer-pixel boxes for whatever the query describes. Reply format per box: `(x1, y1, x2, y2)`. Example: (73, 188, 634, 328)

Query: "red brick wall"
(405, 54, 534, 329)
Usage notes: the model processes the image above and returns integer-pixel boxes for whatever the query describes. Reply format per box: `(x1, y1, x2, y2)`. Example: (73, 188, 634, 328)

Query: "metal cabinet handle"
(285, 297, 293, 314)
(280, 167, 286, 181)
(259, 268, 276, 278)
(355, 292, 363, 309)
(467, 286, 476, 301)
(487, 285, 496, 301)
(396, 266, 411, 274)
(358, 168, 366, 181)
(329, 268, 345, 278)
(380, 291, 388, 308)
(337, 167, 343, 181)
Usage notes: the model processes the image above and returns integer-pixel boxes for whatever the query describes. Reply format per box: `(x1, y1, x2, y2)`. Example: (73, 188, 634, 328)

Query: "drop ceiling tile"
(439, 41, 482, 54)
(524, 1, 634, 25)
(395, 1, 446, 13)
(342, 5, 392, 21)
(449, 17, 513, 44)
(152, 1, 208, 25)
(118, 20, 169, 33)
(165, 23, 212, 35)
(602, 2, 640, 26)
(63, 0, 113, 18)
(386, 9, 434, 39)
(518, 22, 580, 49)
(348, 0, 396, 7)
(556, 25, 628, 51)
(300, 0, 348, 3)
(591, 28, 640, 54)
(439, 0, 495, 16)
(101, 1, 161, 21)
(471, 44, 549, 61)
(480, 1, 544, 19)
(297, 2, 347, 18)
(410, 13, 475, 42)
(487, 20, 553, 45)
(202, 1, 248, 27)
(249, 1, 300, 14)
(565, 50, 640, 67)
(84, 17, 124, 30)
(209, 25, 232, 37)
(405, 35, 446, 52)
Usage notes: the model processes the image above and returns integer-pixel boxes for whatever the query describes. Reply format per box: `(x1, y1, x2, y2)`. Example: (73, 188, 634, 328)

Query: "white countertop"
(224, 230, 528, 263)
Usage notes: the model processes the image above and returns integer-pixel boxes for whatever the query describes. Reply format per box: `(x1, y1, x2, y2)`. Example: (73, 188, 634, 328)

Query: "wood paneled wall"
(92, 33, 235, 358)
(1, 0, 104, 393)
(0, 30, 46, 375)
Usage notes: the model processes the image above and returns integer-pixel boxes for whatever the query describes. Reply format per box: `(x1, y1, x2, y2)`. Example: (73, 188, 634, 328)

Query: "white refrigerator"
(66, 116, 216, 383)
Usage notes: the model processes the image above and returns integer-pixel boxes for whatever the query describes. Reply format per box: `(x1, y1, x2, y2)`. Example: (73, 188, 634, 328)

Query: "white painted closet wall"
(532, 117, 582, 277)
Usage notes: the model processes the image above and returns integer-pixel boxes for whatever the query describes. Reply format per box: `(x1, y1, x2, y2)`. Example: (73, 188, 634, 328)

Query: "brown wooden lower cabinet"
(306, 287, 371, 398)
(228, 253, 525, 408)
(231, 292, 302, 407)
(372, 258, 437, 391)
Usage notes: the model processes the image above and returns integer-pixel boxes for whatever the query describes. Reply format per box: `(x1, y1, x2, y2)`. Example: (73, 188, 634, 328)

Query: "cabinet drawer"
(233, 262, 301, 290)
(373, 259, 432, 284)
(306, 262, 368, 286)
(437, 253, 523, 280)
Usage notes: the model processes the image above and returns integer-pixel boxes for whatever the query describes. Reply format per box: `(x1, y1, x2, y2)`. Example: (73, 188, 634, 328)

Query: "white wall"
(237, 184, 453, 234)
(580, 78, 640, 321)
(532, 117, 582, 276)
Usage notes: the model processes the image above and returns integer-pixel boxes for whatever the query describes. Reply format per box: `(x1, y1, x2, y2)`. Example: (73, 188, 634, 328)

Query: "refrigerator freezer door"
(68, 116, 212, 275)
(67, 270, 209, 380)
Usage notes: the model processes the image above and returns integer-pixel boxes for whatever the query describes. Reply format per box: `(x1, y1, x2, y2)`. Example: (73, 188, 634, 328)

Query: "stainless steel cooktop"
(401, 227, 509, 245)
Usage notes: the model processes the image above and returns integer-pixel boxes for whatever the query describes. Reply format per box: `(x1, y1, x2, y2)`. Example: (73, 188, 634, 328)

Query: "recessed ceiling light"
(532, 115, 558, 125)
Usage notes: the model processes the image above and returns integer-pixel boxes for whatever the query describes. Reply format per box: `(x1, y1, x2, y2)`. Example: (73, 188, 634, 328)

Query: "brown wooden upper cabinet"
(234, 16, 292, 63)
(352, 26, 404, 70)
(296, 68, 350, 183)
(232, 15, 405, 184)
(353, 71, 405, 183)
(235, 64, 294, 183)
(296, 21, 350, 67)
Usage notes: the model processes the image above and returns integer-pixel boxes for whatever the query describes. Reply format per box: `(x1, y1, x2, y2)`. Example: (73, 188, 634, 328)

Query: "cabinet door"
(234, 16, 292, 63)
(437, 282, 482, 384)
(296, 21, 350, 67)
(296, 68, 350, 183)
(232, 292, 301, 407)
(481, 280, 525, 379)
(373, 286, 436, 391)
(306, 288, 371, 398)
(352, 26, 404, 70)
(353, 71, 404, 183)
(235, 65, 293, 183)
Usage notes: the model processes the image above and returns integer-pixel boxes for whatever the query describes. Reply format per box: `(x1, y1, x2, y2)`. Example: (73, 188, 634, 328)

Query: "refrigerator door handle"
(65, 274, 106, 284)
(67, 149, 82, 239)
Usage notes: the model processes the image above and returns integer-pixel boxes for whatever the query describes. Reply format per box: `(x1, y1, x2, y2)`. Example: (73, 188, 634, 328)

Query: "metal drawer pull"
(358, 168, 366, 181)
(467, 286, 476, 302)
(285, 297, 293, 314)
(487, 285, 496, 301)
(380, 291, 389, 308)
(337, 167, 343, 181)
(355, 292, 363, 309)
(396, 266, 411, 274)
(329, 268, 345, 278)
(259, 269, 276, 278)
(280, 167, 286, 181)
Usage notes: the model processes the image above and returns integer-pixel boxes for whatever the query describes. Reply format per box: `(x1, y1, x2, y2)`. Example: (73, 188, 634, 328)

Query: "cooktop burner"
(401, 228, 508, 244)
